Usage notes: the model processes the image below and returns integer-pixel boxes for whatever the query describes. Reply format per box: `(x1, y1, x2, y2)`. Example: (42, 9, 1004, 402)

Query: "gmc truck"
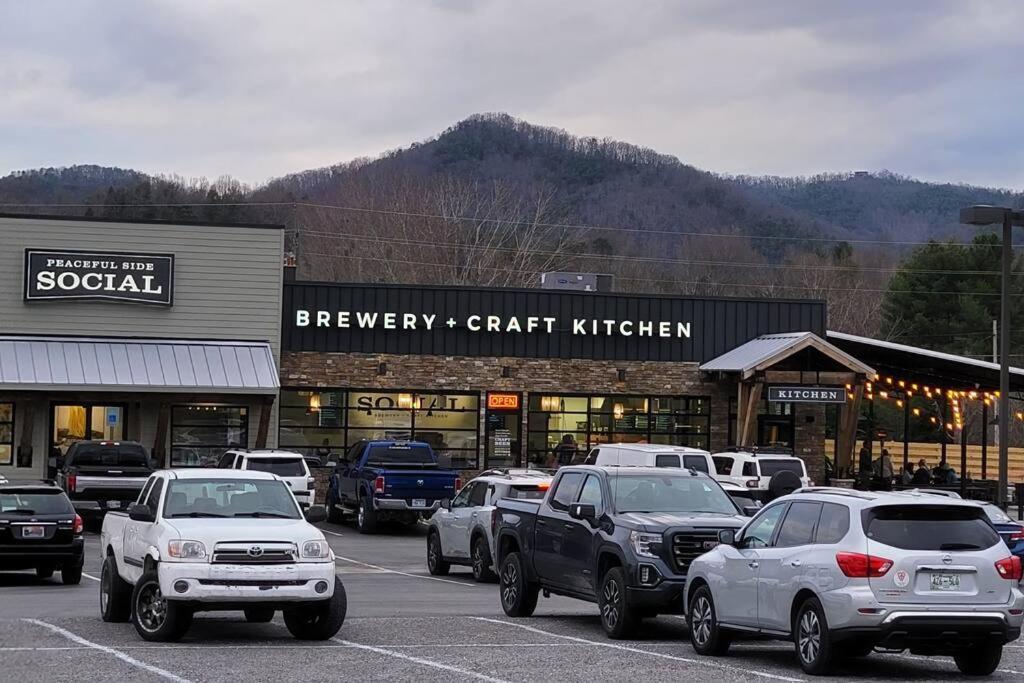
(492, 465, 746, 638)
(57, 441, 155, 521)
(100, 468, 345, 642)
(325, 440, 461, 534)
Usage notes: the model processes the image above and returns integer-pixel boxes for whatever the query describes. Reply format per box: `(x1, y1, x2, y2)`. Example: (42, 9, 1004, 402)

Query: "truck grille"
(671, 531, 721, 574)
(211, 542, 296, 565)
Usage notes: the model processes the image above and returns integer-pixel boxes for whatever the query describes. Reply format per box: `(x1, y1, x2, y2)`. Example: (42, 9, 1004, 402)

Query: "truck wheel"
(244, 607, 275, 623)
(356, 496, 378, 534)
(100, 554, 132, 622)
(688, 585, 731, 655)
(36, 565, 54, 579)
(471, 535, 496, 583)
(499, 552, 539, 617)
(426, 531, 450, 575)
(598, 567, 638, 639)
(954, 643, 1002, 676)
(326, 493, 343, 524)
(61, 564, 83, 585)
(793, 597, 834, 675)
(132, 570, 192, 642)
(283, 577, 347, 640)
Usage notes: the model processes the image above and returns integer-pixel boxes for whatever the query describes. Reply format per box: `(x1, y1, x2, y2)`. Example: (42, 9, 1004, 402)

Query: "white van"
(585, 443, 715, 474)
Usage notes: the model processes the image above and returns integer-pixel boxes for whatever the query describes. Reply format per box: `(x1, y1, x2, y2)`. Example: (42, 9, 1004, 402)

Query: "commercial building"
(0, 214, 283, 480)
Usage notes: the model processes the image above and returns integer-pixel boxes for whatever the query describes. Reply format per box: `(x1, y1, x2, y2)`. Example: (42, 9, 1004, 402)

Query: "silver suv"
(684, 488, 1024, 676)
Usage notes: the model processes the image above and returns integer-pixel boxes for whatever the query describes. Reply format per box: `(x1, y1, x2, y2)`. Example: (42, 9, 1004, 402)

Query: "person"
(900, 462, 914, 486)
(857, 440, 873, 486)
(874, 449, 894, 490)
(548, 434, 578, 469)
(315, 438, 332, 464)
(911, 458, 932, 486)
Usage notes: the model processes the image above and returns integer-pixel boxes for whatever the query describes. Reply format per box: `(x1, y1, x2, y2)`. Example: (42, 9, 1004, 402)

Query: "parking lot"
(2, 521, 1024, 682)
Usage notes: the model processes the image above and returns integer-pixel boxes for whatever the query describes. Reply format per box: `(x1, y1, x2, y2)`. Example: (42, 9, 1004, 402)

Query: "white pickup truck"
(99, 468, 345, 642)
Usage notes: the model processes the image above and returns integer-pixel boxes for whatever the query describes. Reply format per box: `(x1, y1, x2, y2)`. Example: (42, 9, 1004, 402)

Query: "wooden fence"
(823, 440, 1024, 482)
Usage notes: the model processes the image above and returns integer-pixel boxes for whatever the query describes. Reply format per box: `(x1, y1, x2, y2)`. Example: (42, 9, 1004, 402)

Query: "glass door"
(51, 403, 126, 457)
(485, 393, 522, 468)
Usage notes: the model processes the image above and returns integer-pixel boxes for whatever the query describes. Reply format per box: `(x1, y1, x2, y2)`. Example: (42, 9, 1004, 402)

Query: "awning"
(0, 336, 279, 394)
(700, 331, 875, 379)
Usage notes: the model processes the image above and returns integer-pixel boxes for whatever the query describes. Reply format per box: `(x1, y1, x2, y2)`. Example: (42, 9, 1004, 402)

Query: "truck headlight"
(167, 540, 207, 560)
(629, 531, 662, 559)
(301, 539, 329, 559)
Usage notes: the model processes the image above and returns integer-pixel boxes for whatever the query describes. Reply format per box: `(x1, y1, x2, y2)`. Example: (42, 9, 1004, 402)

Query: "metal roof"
(699, 332, 874, 378)
(0, 336, 278, 394)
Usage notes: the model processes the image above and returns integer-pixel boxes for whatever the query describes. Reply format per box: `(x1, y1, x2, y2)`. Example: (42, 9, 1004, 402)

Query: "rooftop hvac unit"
(540, 272, 613, 292)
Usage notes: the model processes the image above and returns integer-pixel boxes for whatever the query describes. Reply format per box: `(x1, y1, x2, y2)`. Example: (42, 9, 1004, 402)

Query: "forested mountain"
(1, 113, 1021, 343)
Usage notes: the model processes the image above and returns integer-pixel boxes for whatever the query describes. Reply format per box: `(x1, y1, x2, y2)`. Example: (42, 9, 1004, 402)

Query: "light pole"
(960, 205, 1024, 506)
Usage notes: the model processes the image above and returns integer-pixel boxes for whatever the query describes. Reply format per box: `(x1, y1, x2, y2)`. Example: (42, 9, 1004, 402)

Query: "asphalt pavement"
(2, 521, 1024, 682)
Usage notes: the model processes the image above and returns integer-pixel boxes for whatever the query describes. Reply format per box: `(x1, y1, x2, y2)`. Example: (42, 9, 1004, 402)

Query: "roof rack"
(721, 446, 795, 456)
(793, 486, 876, 500)
(477, 468, 554, 479)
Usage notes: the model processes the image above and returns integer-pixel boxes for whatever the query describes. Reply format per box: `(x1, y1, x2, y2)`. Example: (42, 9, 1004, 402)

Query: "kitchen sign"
(24, 249, 174, 306)
(768, 386, 846, 404)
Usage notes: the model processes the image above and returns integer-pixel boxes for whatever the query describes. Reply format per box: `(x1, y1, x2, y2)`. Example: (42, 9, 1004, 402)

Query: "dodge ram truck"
(100, 468, 345, 642)
(325, 440, 461, 534)
(492, 465, 746, 638)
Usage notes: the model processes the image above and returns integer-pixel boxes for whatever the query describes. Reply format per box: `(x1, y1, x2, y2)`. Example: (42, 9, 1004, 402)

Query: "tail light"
(307, 476, 316, 491)
(536, 482, 550, 491)
(72, 514, 84, 535)
(836, 552, 893, 578)
(66, 475, 77, 493)
(374, 476, 385, 494)
(1008, 527, 1024, 542)
(745, 479, 759, 488)
(995, 556, 1023, 581)
(454, 477, 463, 492)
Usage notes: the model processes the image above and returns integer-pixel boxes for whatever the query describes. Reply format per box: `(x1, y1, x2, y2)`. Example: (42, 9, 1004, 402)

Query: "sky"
(2, 0, 1023, 189)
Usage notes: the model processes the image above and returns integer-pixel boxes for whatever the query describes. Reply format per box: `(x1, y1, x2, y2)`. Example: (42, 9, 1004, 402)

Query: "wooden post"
(153, 403, 170, 468)
(739, 381, 763, 447)
(981, 401, 988, 480)
(836, 384, 863, 476)
(902, 396, 910, 473)
(960, 423, 968, 498)
(255, 395, 275, 449)
(17, 399, 36, 469)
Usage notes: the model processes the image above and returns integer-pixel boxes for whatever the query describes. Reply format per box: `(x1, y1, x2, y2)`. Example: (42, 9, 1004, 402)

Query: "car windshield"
(68, 443, 148, 467)
(246, 458, 305, 477)
(865, 504, 999, 550)
(163, 479, 301, 519)
(365, 445, 435, 467)
(0, 489, 74, 515)
(611, 474, 738, 514)
(758, 459, 803, 477)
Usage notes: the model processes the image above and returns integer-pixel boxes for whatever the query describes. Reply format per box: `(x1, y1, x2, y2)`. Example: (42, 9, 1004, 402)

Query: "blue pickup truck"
(325, 440, 461, 534)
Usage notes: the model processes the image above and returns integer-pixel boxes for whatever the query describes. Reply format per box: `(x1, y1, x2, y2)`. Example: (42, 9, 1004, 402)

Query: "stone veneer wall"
(283, 351, 831, 486)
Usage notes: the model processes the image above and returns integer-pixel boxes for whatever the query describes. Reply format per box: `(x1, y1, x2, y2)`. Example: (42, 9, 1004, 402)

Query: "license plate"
(930, 573, 961, 591)
(21, 526, 45, 539)
(412, 499, 427, 508)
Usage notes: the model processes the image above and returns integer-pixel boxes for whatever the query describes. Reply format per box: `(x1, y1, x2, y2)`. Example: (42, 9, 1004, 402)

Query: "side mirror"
(127, 502, 155, 523)
(304, 505, 327, 523)
(742, 505, 762, 517)
(569, 502, 597, 521)
(717, 529, 736, 546)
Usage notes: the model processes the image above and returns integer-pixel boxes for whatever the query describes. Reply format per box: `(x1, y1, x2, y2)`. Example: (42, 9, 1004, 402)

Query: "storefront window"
(528, 394, 711, 465)
(52, 404, 125, 456)
(171, 405, 248, 467)
(278, 389, 345, 458)
(0, 403, 13, 466)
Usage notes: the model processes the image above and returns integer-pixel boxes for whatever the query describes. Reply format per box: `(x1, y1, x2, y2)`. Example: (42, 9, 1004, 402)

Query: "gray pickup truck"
(56, 441, 155, 521)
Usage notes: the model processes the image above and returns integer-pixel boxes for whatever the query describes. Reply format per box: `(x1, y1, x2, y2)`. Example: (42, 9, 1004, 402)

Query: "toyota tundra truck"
(99, 468, 345, 642)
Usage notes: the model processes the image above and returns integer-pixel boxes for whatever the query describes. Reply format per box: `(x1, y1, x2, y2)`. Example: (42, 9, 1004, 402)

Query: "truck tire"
(426, 531, 450, 575)
(283, 577, 347, 640)
(100, 554, 132, 623)
(598, 567, 639, 639)
(36, 565, 54, 579)
(131, 570, 193, 642)
(244, 607, 275, 623)
(356, 496, 378, 534)
(61, 564, 83, 585)
(326, 492, 344, 524)
(499, 552, 539, 617)
(954, 642, 1002, 676)
(471, 535, 497, 583)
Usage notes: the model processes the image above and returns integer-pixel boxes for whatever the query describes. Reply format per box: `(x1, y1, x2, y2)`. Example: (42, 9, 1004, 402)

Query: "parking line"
(21, 619, 192, 683)
(471, 617, 804, 683)
(332, 638, 512, 682)
(333, 555, 477, 588)
(82, 572, 100, 582)
(321, 528, 344, 538)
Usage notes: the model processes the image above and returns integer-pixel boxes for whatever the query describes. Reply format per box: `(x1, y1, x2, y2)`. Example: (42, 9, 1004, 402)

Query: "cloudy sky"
(2, 0, 1023, 188)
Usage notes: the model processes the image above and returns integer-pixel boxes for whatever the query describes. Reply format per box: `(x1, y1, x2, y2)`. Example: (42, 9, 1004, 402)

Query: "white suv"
(218, 449, 316, 508)
(426, 469, 552, 582)
(711, 448, 811, 501)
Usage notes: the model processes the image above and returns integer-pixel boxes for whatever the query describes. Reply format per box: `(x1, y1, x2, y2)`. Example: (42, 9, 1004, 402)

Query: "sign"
(24, 249, 174, 306)
(106, 408, 119, 426)
(492, 428, 512, 460)
(487, 393, 521, 411)
(768, 386, 846, 404)
(283, 282, 827, 362)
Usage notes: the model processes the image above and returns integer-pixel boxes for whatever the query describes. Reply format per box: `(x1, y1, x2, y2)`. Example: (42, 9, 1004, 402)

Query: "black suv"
(0, 480, 84, 584)
(492, 465, 746, 638)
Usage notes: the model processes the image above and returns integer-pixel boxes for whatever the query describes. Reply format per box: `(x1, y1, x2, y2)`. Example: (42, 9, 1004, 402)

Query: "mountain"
(0, 165, 148, 206)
